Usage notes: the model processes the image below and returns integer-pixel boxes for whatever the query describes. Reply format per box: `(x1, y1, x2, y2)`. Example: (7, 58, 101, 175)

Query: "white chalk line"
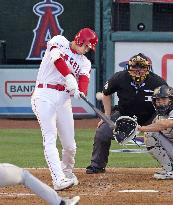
(0, 192, 35, 197)
(119, 190, 159, 193)
(0, 190, 159, 197)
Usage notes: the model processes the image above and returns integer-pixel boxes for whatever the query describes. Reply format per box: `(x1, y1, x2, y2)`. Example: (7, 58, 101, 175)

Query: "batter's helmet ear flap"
(74, 28, 98, 51)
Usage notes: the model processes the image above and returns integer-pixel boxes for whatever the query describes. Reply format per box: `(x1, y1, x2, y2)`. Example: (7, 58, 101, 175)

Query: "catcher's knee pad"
(145, 133, 173, 171)
(145, 132, 159, 148)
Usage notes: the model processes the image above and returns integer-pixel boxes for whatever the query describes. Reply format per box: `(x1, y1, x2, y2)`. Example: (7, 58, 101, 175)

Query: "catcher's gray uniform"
(0, 163, 80, 205)
(145, 110, 173, 172)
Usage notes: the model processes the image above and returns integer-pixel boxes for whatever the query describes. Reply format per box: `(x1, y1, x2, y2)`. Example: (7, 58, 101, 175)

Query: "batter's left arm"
(78, 74, 89, 96)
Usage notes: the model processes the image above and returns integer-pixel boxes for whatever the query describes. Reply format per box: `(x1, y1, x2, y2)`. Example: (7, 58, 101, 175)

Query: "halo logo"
(27, 0, 64, 60)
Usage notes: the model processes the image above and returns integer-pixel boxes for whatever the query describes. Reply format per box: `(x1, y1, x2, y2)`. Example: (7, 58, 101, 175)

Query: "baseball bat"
(80, 94, 116, 129)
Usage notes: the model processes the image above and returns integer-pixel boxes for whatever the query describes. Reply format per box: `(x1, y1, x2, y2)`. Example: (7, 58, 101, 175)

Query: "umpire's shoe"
(60, 196, 80, 205)
(86, 165, 105, 174)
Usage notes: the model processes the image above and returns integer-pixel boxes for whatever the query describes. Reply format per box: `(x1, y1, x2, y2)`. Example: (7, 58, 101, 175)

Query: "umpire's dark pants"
(90, 111, 121, 168)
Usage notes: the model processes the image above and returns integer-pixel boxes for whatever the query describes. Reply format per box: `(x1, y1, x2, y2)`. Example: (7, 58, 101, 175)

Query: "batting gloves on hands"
(73, 90, 85, 99)
(65, 74, 78, 93)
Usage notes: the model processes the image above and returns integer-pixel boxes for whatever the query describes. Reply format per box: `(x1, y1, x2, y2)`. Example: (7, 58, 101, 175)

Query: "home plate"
(119, 190, 158, 193)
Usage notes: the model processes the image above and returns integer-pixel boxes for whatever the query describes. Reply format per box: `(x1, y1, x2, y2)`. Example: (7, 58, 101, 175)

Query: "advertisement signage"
(0, 67, 96, 117)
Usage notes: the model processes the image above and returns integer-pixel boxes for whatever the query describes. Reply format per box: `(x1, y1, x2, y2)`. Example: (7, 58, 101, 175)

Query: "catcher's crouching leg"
(145, 132, 173, 172)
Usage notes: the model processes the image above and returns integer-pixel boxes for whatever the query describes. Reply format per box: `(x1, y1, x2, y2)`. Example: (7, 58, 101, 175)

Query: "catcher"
(138, 85, 173, 179)
(86, 53, 167, 174)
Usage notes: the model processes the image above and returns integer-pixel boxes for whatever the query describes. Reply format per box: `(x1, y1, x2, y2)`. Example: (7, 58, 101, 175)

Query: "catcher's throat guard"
(113, 116, 138, 145)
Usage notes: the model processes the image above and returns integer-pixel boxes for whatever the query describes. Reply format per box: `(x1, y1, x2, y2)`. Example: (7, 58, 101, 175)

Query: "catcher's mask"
(74, 28, 98, 51)
(127, 53, 152, 84)
(152, 85, 173, 116)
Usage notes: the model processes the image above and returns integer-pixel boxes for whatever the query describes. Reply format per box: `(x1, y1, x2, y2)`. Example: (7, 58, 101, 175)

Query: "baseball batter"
(31, 28, 98, 190)
(0, 163, 80, 205)
(138, 85, 173, 179)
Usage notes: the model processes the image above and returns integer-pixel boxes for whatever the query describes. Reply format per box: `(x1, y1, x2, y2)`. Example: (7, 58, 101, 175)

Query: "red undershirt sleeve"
(54, 58, 71, 77)
(78, 75, 89, 96)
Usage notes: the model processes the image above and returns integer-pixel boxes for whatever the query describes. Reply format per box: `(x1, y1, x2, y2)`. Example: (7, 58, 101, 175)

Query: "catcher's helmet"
(152, 85, 173, 115)
(74, 28, 98, 51)
(127, 53, 152, 84)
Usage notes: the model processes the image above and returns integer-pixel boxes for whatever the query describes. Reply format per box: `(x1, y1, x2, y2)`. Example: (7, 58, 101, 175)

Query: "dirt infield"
(1, 168, 173, 205)
(1, 118, 173, 205)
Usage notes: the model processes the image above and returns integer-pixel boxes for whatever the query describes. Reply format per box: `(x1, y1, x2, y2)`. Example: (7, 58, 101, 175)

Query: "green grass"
(0, 128, 159, 168)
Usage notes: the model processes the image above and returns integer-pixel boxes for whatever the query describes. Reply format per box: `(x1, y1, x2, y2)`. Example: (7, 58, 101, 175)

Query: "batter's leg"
(31, 98, 66, 183)
(56, 98, 76, 172)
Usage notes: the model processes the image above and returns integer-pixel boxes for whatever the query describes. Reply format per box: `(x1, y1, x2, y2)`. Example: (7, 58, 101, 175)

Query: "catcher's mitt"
(113, 116, 138, 145)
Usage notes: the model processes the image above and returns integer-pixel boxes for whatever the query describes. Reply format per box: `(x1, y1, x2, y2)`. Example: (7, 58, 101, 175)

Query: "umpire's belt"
(37, 83, 66, 91)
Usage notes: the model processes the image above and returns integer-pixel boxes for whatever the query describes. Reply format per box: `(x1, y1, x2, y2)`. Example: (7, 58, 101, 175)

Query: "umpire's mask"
(127, 53, 151, 84)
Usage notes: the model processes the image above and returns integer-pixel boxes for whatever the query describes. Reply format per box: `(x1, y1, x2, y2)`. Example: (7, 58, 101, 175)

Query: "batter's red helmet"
(74, 28, 98, 51)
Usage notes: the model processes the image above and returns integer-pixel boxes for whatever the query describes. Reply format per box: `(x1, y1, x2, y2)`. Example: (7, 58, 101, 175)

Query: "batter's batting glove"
(73, 90, 85, 99)
(65, 74, 78, 92)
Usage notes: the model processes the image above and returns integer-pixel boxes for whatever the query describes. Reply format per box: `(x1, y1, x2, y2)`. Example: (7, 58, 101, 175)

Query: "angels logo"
(27, 0, 64, 60)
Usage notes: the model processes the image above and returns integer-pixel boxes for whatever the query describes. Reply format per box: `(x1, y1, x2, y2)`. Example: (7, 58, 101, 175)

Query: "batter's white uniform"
(31, 35, 91, 187)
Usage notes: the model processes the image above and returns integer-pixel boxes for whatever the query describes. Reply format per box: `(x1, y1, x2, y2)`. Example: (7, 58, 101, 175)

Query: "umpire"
(86, 53, 167, 174)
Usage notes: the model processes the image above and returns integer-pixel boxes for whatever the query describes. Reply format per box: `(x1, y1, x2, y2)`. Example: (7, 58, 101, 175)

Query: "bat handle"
(80, 93, 88, 102)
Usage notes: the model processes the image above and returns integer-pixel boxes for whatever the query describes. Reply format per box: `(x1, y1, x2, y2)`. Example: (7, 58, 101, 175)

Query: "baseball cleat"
(154, 168, 167, 175)
(86, 165, 105, 174)
(154, 171, 173, 179)
(60, 196, 80, 205)
(64, 172, 79, 186)
(53, 178, 74, 191)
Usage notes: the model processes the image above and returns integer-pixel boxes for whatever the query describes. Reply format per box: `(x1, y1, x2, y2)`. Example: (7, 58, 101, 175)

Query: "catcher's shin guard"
(145, 133, 173, 172)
